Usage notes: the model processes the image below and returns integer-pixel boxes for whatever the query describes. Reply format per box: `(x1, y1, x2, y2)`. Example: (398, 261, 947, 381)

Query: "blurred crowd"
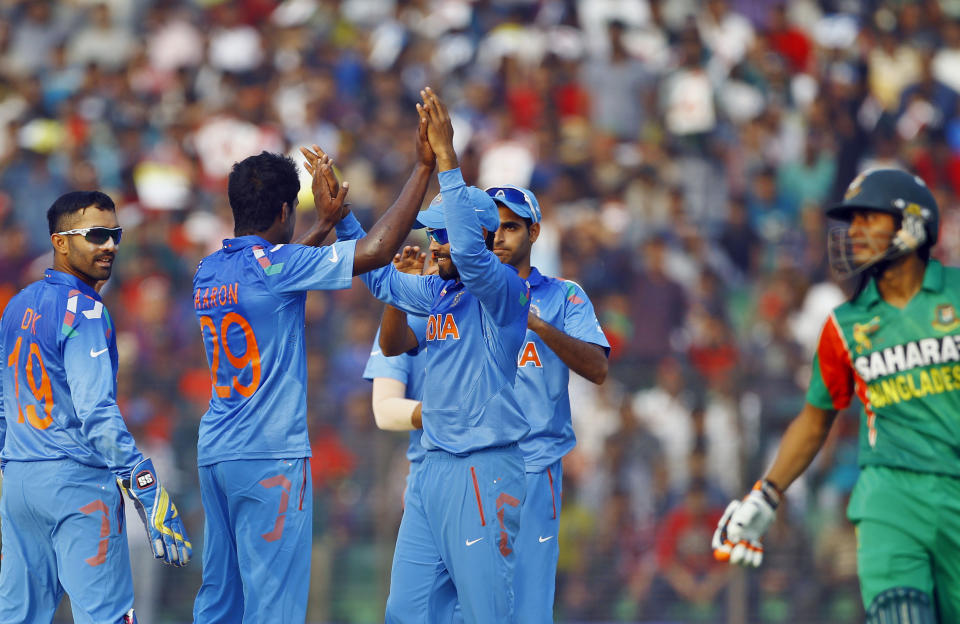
(2, 0, 959, 622)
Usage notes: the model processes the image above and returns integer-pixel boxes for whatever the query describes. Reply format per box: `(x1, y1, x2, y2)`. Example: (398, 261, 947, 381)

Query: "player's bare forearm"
(529, 315, 608, 384)
(435, 147, 458, 172)
(764, 402, 838, 491)
(379, 306, 420, 356)
(353, 163, 432, 275)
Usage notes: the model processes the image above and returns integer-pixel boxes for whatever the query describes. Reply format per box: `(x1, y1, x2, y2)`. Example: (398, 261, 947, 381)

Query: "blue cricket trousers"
(193, 458, 312, 623)
(514, 460, 563, 624)
(0, 459, 133, 624)
(385, 443, 525, 624)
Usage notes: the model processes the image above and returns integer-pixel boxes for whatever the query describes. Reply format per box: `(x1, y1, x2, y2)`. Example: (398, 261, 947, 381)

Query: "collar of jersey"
(857, 259, 944, 308)
(526, 266, 545, 287)
(44, 269, 101, 300)
(222, 235, 271, 251)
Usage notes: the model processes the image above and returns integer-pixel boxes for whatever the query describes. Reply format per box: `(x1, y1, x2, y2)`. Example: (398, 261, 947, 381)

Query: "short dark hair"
(228, 151, 300, 235)
(47, 191, 116, 234)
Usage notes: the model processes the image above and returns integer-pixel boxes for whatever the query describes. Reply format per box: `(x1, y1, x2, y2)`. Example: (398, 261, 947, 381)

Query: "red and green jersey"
(807, 260, 960, 476)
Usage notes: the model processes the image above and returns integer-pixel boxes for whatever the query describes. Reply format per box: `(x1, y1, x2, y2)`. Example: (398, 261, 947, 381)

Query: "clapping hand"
(300, 144, 349, 224)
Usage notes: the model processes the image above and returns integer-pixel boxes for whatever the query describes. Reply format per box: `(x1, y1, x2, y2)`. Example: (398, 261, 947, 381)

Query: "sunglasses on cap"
(55, 226, 123, 245)
(426, 228, 449, 245)
(486, 186, 540, 221)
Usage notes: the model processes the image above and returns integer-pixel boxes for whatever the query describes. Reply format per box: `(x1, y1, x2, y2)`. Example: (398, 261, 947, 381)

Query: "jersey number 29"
(199, 313, 262, 399)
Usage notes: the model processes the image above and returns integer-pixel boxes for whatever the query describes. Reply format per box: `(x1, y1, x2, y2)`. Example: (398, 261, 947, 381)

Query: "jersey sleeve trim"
(252, 245, 285, 276)
(813, 313, 854, 410)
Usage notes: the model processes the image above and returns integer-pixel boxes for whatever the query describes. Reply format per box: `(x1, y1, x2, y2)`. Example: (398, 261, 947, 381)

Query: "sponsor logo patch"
(135, 470, 156, 489)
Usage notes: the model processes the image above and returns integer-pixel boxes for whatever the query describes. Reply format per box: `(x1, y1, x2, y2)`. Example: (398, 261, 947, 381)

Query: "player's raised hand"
(301, 145, 349, 224)
(300, 144, 341, 198)
(415, 103, 436, 170)
(122, 458, 192, 567)
(393, 245, 427, 275)
(712, 480, 780, 568)
(419, 87, 457, 170)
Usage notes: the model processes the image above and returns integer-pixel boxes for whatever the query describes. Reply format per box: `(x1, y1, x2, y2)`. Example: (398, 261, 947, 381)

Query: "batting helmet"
(826, 168, 939, 245)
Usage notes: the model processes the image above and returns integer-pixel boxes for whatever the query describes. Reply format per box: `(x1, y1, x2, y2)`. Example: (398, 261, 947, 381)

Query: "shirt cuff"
(438, 168, 466, 190)
(335, 212, 365, 240)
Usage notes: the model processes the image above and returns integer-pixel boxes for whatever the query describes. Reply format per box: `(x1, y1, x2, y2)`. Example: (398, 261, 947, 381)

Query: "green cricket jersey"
(807, 260, 960, 476)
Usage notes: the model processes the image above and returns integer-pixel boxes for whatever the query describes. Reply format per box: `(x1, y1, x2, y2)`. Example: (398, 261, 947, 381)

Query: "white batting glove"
(711, 479, 780, 568)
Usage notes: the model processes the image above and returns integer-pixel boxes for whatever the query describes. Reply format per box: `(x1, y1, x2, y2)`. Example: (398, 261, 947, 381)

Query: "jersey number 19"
(6, 335, 54, 430)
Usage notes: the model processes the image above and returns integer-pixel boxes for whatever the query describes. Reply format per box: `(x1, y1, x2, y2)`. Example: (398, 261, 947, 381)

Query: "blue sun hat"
(414, 189, 500, 233)
(484, 185, 542, 223)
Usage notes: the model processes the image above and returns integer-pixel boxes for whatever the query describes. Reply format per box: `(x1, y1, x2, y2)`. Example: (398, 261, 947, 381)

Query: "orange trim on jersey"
(820, 313, 878, 446)
(817, 315, 855, 410)
(470, 467, 486, 526)
(299, 460, 308, 511)
(547, 467, 557, 520)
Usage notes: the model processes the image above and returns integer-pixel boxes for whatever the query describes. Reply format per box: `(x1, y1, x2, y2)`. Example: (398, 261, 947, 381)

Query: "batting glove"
(891, 200, 930, 254)
(121, 458, 192, 567)
(711, 479, 780, 568)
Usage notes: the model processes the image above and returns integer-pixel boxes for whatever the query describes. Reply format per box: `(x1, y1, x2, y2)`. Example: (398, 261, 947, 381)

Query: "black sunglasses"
(55, 226, 123, 245)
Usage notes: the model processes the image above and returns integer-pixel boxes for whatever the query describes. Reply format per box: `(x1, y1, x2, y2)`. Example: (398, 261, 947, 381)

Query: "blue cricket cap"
(414, 189, 500, 233)
(484, 185, 542, 224)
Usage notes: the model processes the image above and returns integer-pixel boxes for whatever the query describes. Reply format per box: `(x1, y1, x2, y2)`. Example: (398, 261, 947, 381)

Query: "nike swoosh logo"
(329, 246, 339, 263)
(538, 535, 553, 543)
(370, 349, 381, 356)
(90, 347, 108, 358)
(474, 209, 485, 212)
(465, 537, 483, 546)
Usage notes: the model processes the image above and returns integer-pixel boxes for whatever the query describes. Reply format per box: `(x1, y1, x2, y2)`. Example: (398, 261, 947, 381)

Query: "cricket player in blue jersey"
(363, 315, 429, 495)
(381, 187, 610, 622)
(191, 111, 436, 623)
(0, 191, 190, 624)
(338, 87, 530, 623)
(364, 248, 435, 501)
(486, 184, 609, 621)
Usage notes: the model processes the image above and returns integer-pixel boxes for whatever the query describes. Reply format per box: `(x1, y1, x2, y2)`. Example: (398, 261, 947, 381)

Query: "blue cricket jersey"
(362, 316, 428, 464)
(0, 270, 143, 478)
(192, 235, 357, 465)
(516, 268, 610, 471)
(343, 168, 531, 454)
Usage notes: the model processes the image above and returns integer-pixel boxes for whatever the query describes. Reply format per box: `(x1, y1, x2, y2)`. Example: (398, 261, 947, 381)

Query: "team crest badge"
(933, 304, 960, 332)
(844, 172, 867, 201)
(452, 291, 464, 306)
(852, 316, 880, 353)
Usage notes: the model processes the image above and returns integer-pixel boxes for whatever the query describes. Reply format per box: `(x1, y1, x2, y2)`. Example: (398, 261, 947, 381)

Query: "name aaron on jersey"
(855, 334, 960, 407)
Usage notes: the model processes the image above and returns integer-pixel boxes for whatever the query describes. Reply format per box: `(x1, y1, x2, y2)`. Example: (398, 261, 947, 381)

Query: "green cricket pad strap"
(866, 587, 936, 624)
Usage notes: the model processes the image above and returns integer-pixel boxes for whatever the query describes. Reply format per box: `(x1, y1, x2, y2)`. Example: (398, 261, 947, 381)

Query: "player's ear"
(529, 222, 540, 244)
(50, 232, 69, 256)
